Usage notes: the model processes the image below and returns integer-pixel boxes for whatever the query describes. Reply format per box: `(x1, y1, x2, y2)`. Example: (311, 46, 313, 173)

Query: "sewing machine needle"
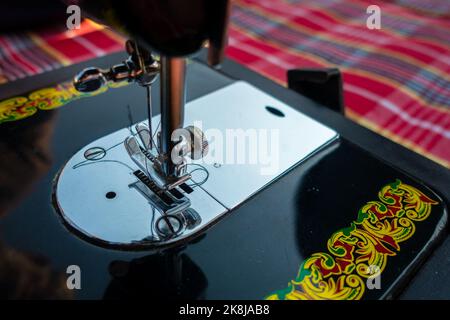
(146, 85, 153, 150)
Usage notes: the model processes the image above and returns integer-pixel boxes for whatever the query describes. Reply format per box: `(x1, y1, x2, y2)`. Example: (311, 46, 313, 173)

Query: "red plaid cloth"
(0, 19, 123, 84)
(226, 0, 450, 168)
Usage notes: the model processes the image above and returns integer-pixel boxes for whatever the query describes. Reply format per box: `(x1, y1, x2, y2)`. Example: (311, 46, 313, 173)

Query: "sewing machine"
(1, 0, 449, 300)
(54, 0, 341, 249)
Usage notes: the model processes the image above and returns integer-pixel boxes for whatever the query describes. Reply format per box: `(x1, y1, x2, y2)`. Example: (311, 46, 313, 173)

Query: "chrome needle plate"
(53, 81, 338, 250)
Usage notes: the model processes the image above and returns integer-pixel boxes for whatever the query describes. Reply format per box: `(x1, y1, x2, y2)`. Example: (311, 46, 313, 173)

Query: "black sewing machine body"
(0, 53, 449, 299)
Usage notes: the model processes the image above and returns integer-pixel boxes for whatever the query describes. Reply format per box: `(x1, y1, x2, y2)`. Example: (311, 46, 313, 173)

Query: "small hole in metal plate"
(265, 105, 285, 117)
(84, 147, 106, 160)
(106, 191, 117, 199)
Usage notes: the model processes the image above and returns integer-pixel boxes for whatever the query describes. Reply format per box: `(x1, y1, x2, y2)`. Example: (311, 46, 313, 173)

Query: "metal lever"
(73, 41, 160, 93)
(73, 67, 108, 93)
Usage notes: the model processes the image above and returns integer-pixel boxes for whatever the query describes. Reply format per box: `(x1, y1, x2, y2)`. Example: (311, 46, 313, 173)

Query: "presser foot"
(53, 122, 222, 250)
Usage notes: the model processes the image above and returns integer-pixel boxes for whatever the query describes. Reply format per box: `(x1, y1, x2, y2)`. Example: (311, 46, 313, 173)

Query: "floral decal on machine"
(267, 179, 438, 300)
(0, 81, 128, 124)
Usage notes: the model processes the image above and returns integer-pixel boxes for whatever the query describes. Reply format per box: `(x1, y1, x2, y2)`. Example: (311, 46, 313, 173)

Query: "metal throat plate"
(54, 81, 338, 249)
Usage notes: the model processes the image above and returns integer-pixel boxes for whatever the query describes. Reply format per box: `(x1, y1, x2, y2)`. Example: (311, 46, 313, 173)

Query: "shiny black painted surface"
(0, 58, 448, 299)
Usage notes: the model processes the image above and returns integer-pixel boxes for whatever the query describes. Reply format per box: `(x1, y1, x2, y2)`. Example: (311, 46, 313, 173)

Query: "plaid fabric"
(226, 0, 450, 168)
(0, 1, 449, 168)
(0, 19, 123, 84)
